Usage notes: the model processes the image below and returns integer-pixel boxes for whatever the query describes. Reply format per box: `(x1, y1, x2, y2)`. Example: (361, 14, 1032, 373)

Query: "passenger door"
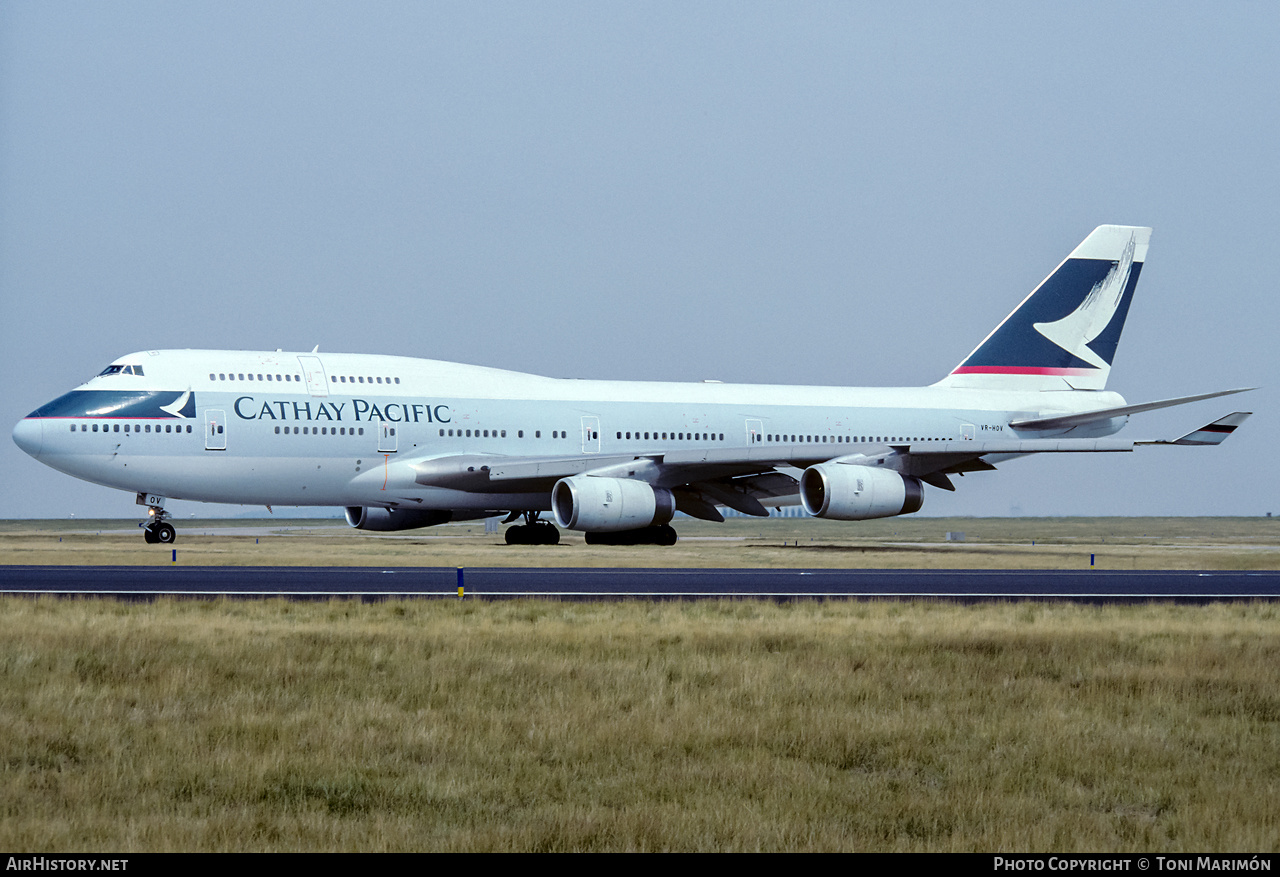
(205, 409, 227, 450)
(377, 418, 398, 453)
(581, 415, 600, 454)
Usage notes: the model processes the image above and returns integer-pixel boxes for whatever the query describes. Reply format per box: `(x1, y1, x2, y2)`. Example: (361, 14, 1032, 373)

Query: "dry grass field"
(2, 515, 1278, 569)
(1, 518, 1277, 851)
(1, 598, 1277, 852)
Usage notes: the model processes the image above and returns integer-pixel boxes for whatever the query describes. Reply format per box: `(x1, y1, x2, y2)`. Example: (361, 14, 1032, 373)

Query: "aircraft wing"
(409, 447, 807, 519)
(411, 439, 848, 490)
(839, 412, 1252, 490)
(404, 412, 1250, 510)
(413, 450, 787, 492)
(1010, 388, 1255, 431)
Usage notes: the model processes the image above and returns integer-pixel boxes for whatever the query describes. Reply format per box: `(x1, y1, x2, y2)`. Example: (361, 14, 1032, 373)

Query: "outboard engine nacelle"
(799, 464, 924, 520)
(344, 506, 455, 531)
(552, 476, 676, 532)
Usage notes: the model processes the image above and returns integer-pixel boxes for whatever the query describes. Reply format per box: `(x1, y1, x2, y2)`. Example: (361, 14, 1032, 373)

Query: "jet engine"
(799, 464, 924, 520)
(344, 507, 455, 531)
(552, 476, 676, 532)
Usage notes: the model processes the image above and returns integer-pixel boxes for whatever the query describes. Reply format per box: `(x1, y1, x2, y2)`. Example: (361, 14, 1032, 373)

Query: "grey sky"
(2, 2, 1275, 519)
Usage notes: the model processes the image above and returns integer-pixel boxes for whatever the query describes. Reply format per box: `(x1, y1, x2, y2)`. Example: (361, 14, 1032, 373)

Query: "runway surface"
(2, 566, 1278, 602)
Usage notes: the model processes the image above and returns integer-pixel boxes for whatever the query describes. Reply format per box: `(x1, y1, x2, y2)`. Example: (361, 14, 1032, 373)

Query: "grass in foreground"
(1, 597, 1278, 851)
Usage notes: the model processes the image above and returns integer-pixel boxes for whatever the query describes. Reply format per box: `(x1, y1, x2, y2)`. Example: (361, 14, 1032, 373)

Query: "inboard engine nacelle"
(552, 476, 676, 532)
(799, 464, 924, 520)
(344, 506, 454, 531)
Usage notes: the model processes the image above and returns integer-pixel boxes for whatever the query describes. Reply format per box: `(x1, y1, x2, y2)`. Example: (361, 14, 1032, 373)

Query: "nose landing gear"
(143, 520, 176, 544)
(137, 493, 177, 545)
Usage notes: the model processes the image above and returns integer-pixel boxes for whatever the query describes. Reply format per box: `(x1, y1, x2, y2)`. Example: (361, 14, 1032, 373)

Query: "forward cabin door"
(745, 419, 764, 445)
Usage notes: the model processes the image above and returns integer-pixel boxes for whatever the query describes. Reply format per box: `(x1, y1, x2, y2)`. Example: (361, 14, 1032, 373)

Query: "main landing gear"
(584, 525, 678, 546)
(501, 514, 680, 546)
(504, 512, 561, 545)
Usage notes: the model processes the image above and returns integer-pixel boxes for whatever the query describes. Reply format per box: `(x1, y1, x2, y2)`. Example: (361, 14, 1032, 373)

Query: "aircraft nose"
(12, 418, 43, 459)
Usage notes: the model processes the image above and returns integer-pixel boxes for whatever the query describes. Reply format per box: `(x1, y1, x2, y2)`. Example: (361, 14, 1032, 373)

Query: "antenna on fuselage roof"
(311, 345, 319, 353)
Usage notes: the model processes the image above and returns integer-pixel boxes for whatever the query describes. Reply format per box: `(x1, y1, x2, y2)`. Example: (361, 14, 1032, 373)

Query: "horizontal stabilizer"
(1141, 412, 1252, 446)
(1010, 388, 1256, 431)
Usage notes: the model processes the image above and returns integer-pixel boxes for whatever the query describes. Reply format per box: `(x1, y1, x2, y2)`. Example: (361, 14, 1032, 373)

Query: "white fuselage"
(14, 349, 1125, 512)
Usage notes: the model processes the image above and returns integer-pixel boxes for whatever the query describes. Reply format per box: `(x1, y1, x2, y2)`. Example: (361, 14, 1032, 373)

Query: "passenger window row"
(331, 375, 400, 384)
(617, 431, 726, 441)
(763, 434, 947, 443)
(274, 426, 366, 436)
(71, 423, 192, 433)
(208, 372, 402, 385)
(763, 434, 852, 443)
(437, 429, 575, 439)
(433, 429, 729, 441)
(211, 373, 301, 382)
(439, 428, 512, 438)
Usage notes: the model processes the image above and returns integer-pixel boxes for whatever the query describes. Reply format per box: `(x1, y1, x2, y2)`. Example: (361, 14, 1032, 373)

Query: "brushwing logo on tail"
(943, 225, 1148, 388)
(1032, 232, 1136, 369)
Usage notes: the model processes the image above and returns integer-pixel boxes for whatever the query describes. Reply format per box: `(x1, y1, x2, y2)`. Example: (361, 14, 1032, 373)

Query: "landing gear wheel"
(140, 497, 175, 546)
(505, 522, 561, 545)
(585, 526, 679, 546)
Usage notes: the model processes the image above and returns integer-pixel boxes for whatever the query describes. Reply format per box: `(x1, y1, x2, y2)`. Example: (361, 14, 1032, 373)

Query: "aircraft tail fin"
(934, 225, 1152, 391)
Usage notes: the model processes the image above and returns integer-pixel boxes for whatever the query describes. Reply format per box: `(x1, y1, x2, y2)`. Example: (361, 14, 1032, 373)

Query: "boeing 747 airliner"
(13, 225, 1252, 546)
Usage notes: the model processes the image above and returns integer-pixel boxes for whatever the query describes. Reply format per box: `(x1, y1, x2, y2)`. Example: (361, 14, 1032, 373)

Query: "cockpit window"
(97, 364, 144, 376)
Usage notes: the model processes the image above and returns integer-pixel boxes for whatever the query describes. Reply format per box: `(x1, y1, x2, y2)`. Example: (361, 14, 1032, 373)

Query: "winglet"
(1152, 412, 1252, 446)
